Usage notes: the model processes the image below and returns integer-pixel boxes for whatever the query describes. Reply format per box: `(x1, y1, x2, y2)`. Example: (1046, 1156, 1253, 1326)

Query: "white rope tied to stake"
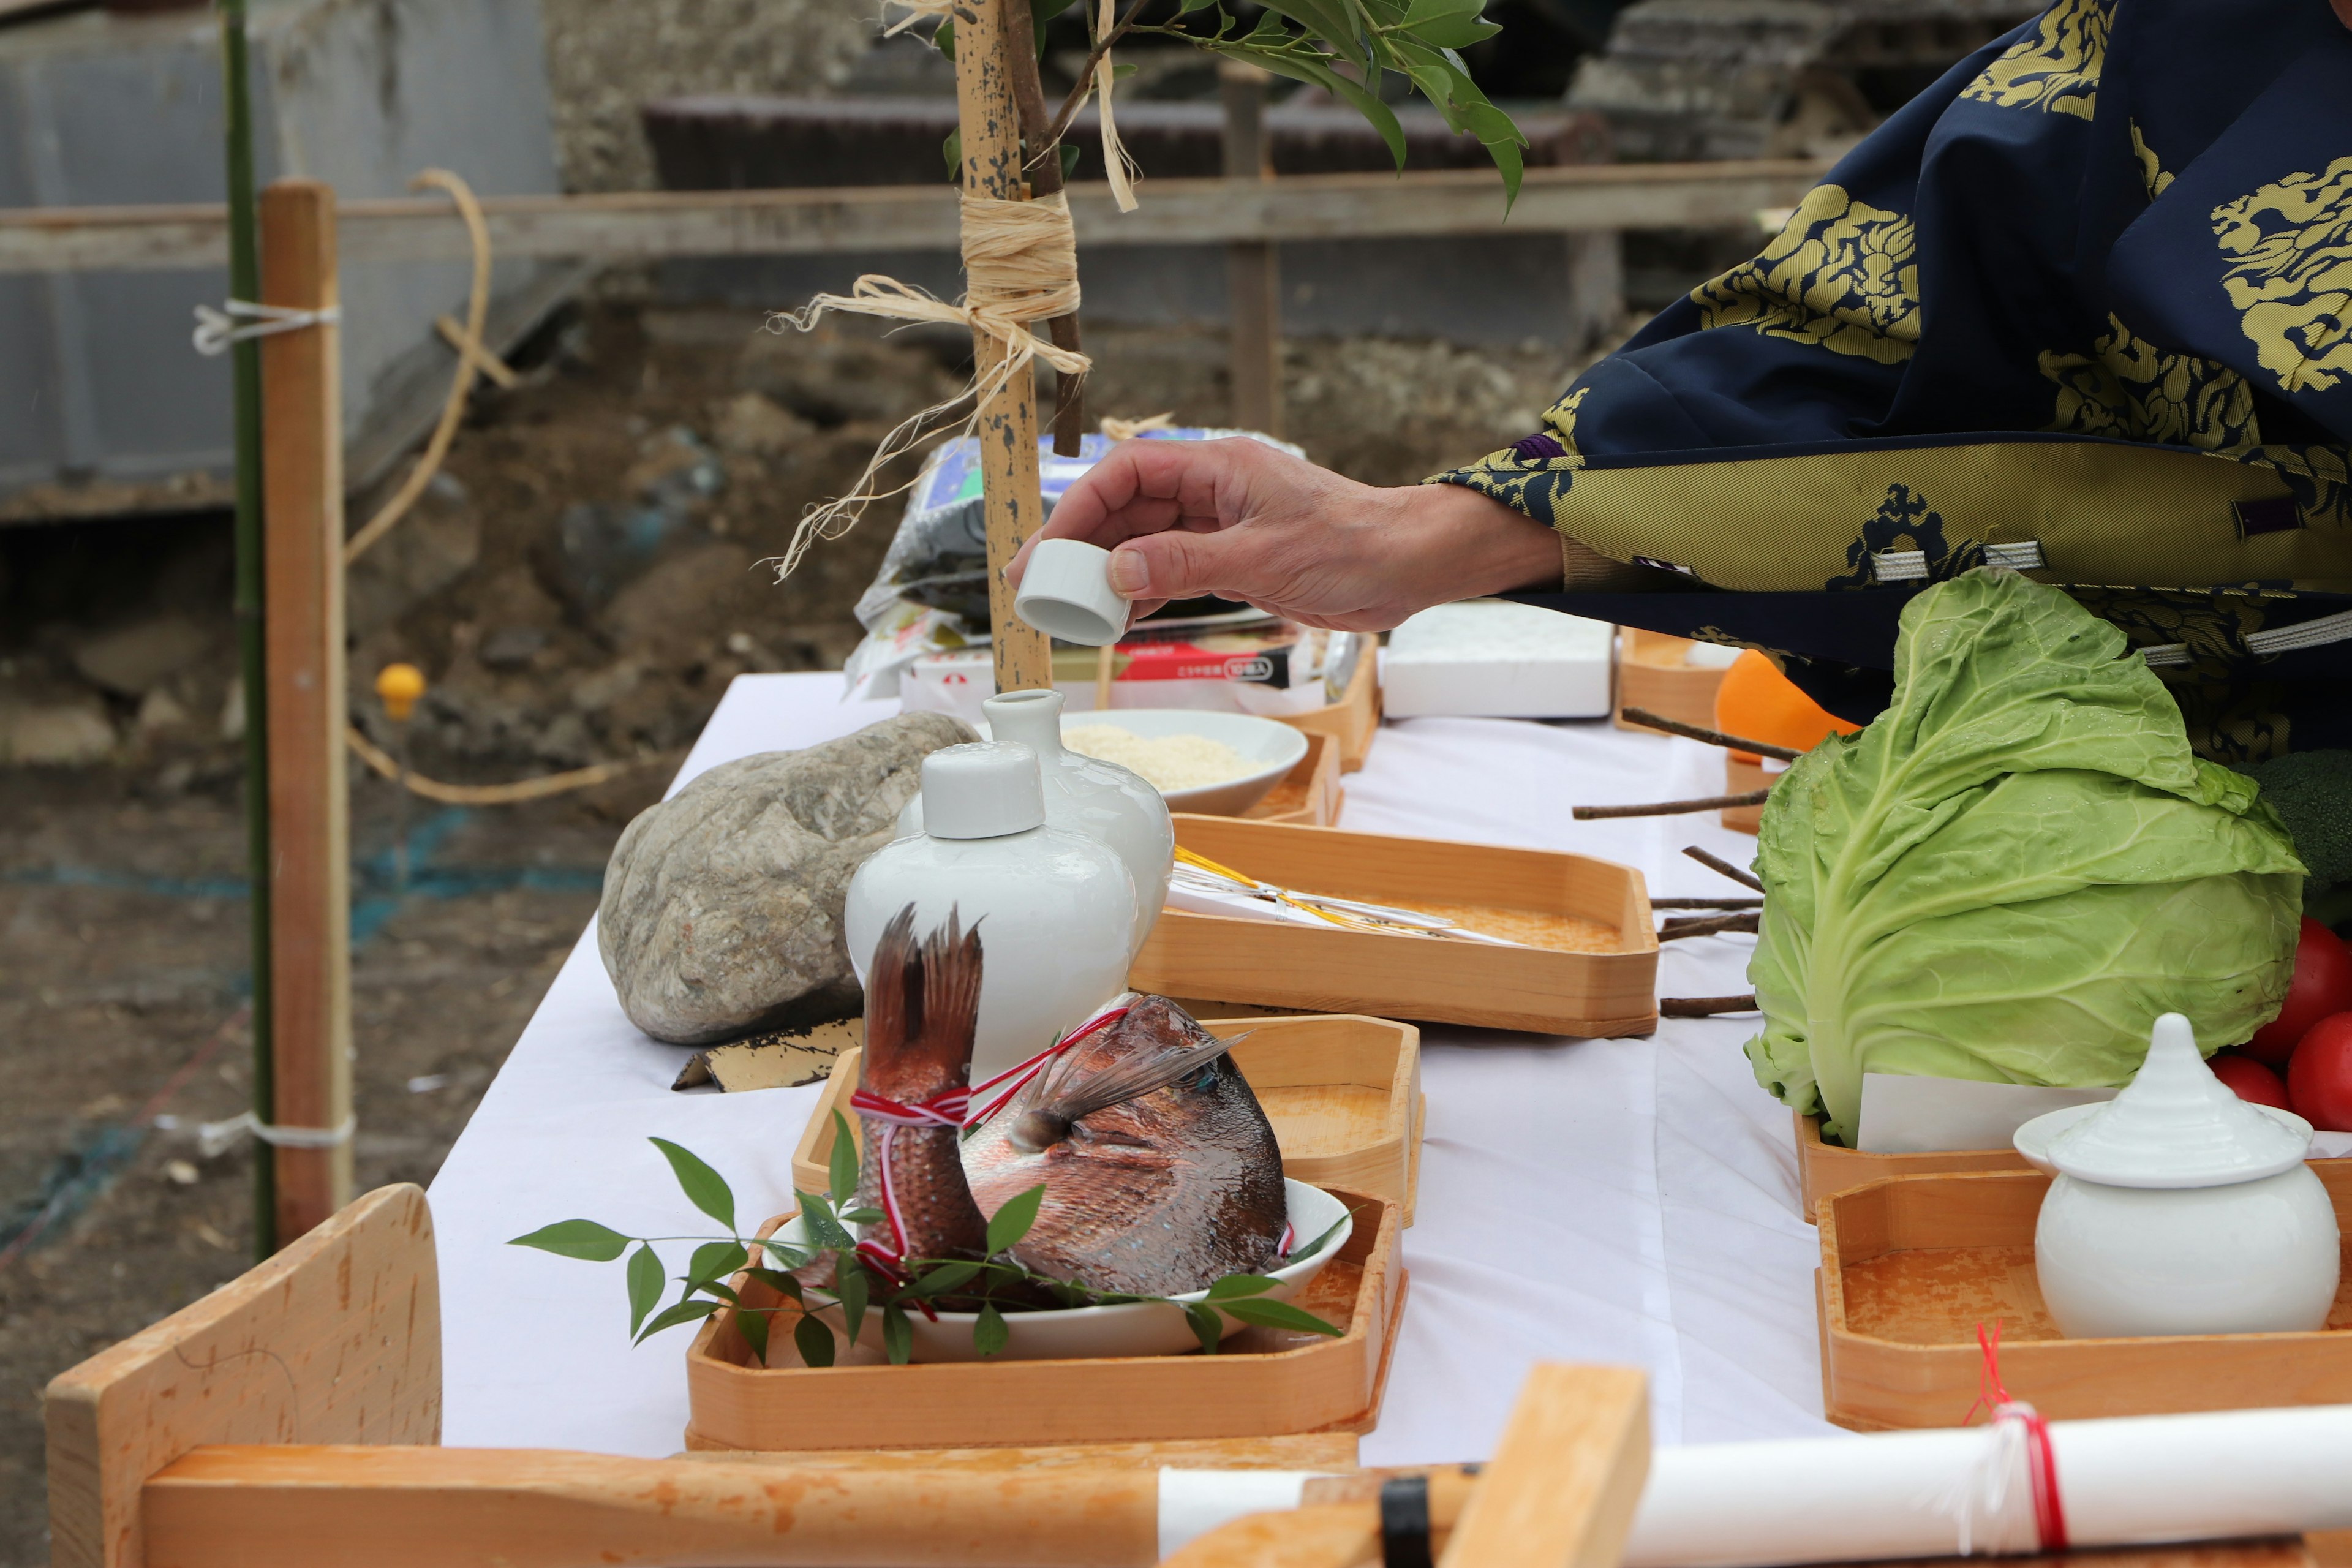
(194, 1110, 356, 1159)
(190, 300, 342, 356)
(767, 189, 1092, 579)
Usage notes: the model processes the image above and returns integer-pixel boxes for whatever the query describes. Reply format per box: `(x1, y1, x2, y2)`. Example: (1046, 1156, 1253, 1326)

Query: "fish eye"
(1186, 1063, 1219, 1091)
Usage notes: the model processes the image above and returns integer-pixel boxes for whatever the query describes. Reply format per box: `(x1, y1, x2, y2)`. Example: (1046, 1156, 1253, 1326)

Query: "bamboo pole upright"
(955, 0, 1055, 696)
(1221, 62, 1283, 437)
(257, 181, 353, 1242)
(217, 0, 277, 1260)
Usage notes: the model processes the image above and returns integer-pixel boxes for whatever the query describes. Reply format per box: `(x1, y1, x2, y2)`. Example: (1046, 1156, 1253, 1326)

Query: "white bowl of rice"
(1056, 709, 1309, 816)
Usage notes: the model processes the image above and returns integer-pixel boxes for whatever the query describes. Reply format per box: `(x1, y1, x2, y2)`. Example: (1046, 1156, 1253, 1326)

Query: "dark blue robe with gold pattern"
(1439, 0, 2352, 762)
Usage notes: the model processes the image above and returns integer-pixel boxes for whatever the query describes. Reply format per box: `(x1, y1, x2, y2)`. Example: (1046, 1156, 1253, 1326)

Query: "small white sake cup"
(1014, 538, 1131, 646)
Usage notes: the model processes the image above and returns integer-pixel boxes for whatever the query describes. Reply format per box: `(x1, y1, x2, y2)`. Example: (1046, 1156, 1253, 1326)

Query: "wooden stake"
(1221, 62, 1283, 436)
(258, 179, 353, 1242)
(956, 0, 1055, 696)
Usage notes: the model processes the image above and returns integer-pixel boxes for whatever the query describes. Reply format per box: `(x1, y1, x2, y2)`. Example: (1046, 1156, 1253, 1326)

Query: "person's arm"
(1006, 436, 1562, 631)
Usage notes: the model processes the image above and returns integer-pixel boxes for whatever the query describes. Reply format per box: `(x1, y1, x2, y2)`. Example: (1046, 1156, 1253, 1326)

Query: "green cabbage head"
(1745, 570, 2304, 1145)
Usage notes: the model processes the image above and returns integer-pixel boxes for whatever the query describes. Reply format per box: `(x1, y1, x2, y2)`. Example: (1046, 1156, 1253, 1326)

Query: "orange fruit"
(1713, 650, 1861, 761)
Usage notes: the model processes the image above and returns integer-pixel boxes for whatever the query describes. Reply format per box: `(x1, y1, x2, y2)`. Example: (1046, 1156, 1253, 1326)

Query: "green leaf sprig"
(935, 0, 1526, 208)
(511, 1113, 1344, 1366)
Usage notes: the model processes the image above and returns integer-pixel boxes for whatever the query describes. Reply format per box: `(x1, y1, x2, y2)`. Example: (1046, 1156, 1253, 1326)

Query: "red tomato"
(2209, 1052, 2291, 1111)
(2245, 917, 2352, 1064)
(2289, 1015, 2352, 1133)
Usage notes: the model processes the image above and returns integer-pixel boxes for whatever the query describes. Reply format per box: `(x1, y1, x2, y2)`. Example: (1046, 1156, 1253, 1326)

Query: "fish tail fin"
(916, 907, 984, 1082)
(863, 903, 924, 1069)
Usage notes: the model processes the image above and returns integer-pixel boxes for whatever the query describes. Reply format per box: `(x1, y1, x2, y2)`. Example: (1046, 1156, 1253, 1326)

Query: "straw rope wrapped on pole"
(774, 0, 1066, 695)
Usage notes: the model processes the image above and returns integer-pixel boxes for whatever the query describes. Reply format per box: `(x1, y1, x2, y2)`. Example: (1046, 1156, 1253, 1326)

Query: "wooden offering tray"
(1795, 1112, 2032, 1221)
(794, 1013, 1424, 1220)
(1615, 629, 1728, 735)
(1795, 1110, 2352, 1221)
(1243, 728, 1344, 827)
(683, 1187, 1406, 1452)
(1275, 646, 1379, 773)
(1131, 815, 1657, 1037)
(1819, 1167, 2352, 1430)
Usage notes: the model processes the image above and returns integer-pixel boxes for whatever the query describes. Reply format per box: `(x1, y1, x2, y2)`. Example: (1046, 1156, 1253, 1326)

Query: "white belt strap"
(196, 1110, 356, 1158)
(192, 299, 342, 356)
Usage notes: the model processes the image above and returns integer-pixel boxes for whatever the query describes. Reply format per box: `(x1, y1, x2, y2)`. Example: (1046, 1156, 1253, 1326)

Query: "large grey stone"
(598, 711, 974, 1045)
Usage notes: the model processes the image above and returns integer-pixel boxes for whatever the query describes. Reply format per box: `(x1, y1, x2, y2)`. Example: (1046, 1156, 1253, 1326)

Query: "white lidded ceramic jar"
(897, 688, 1174, 949)
(2024, 1013, 2339, 1339)
(848, 741, 1136, 1085)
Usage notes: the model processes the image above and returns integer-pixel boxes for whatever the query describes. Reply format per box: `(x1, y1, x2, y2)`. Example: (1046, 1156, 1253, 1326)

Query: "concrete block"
(0, 0, 565, 519)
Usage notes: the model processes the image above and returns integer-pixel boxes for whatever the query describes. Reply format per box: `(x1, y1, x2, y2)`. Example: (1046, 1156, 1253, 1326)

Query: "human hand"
(1005, 437, 1562, 632)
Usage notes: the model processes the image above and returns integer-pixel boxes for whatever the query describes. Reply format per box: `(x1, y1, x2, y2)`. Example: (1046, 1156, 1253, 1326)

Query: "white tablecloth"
(429, 673, 1839, 1463)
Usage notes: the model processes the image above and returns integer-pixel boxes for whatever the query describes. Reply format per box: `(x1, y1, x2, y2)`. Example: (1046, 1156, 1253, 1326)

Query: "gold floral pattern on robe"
(2039, 314, 2263, 454)
(1691, 184, 1921, 364)
(1959, 0, 2109, 119)
(2212, 156, 2352, 396)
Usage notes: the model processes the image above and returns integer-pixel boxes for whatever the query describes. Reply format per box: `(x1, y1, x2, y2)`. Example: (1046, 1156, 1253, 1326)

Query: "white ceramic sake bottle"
(897, 688, 1174, 949)
(848, 741, 1137, 1086)
(2030, 1012, 2339, 1338)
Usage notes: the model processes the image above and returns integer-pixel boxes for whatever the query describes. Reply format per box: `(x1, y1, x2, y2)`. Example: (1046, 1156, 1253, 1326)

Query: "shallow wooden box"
(1243, 728, 1344, 827)
(683, 1187, 1407, 1452)
(793, 1013, 1425, 1221)
(1615, 630, 1727, 735)
(1794, 1111, 2031, 1221)
(1275, 647, 1379, 773)
(1819, 1167, 2352, 1431)
(1795, 1110, 2352, 1222)
(1132, 815, 1658, 1038)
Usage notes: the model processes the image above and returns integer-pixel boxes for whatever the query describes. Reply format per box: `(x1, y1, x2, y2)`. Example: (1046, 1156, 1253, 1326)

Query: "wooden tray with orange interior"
(1273, 644, 1379, 773)
(1245, 728, 1343, 827)
(796, 1012, 1424, 1221)
(1818, 1166, 2352, 1431)
(684, 1186, 1406, 1452)
(1130, 815, 1658, 1038)
(1793, 1109, 2352, 1221)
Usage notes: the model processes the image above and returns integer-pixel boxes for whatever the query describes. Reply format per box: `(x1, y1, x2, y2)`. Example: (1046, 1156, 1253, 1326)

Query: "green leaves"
(882, 1303, 915, 1365)
(687, 1241, 748, 1289)
(827, 1111, 859, 1208)
(635, 1298, 719, 1344)
(985, 1185, 1047, 1256)
(735, 1305, 771, 1364)
(651, 1137, 736, 1233)
(1216, 1297, 1346, 1336)
(626, 1244, 663, 1335)
(1202, 1272, 1280, 1299)
(911, 1260, 983, 1297)
(797, 1191, 857, 1253)
(973, 1302, 1009, 1356)
(794, 1312, 837, 1368)
(509, 1219, 631, 1262)
(837, 1260, 871, 1351)
(1185, 1302, 1225, 1354)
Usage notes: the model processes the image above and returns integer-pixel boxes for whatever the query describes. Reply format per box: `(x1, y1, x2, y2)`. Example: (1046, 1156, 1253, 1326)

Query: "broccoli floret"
(2245, 750, 2352, 918)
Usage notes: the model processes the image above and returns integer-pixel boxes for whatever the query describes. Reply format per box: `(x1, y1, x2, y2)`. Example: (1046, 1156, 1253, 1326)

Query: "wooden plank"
(0, 161, 1830, 273)
(143, 1447, 1163, 1568)
(1440, 1363, 1649, 1568)
(258, 179, 353, 1242)
(958, 0, 1053, 696)
(43, 1185, 439, 1568)
(1160, 1503, 1383, 1568)
(681, 1433, 1362, 1471)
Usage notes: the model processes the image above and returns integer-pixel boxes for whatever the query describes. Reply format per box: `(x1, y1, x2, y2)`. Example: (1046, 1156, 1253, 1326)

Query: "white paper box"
(1382, 600, 1615, 719)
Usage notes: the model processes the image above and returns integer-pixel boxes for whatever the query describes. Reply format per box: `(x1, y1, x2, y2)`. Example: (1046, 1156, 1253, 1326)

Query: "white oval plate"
(1050, 709, 1309, 816)
(776, 1178, 1352, 1364)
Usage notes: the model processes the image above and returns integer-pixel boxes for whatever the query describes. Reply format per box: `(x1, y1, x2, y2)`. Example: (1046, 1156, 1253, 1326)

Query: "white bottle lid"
(920, 742, 1046, 839)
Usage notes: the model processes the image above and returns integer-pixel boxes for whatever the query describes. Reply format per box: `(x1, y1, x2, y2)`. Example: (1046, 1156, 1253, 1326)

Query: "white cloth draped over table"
(428, 673, 1834, 1460)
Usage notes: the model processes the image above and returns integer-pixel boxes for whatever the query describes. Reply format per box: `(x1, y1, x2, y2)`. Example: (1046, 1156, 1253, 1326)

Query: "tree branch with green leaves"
(511, 1117, 1345, 1366)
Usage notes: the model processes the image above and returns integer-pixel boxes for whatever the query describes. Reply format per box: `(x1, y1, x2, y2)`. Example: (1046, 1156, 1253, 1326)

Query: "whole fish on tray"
(853, 904, 1286, 1298)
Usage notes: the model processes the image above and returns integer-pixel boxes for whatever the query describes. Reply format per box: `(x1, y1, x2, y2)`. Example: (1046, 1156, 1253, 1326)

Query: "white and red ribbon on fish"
(846, 993, 1137, 1283)
(962, 992, 1139, 1128)
(845, 1082, 968, 1283)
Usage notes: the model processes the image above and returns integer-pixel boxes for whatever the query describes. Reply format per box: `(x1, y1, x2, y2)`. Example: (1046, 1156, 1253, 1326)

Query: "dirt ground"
(0, 301, 1607, 1564)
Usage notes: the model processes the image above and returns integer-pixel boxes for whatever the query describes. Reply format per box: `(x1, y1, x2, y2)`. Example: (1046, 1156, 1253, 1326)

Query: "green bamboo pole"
(219, 0, 276, 1260)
